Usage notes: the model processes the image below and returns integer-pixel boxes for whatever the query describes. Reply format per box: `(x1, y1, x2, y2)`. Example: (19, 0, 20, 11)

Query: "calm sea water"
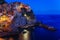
(31, 15, 60, 40)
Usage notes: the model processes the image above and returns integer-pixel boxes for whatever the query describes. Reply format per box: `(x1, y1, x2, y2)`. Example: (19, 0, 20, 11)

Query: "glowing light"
(19, 29, 30, 40)
(0, 38, 5, 40)
(0, 15, 11, 22)
(23, 29, 30, 40)
(24, 14, 30, 20)
(0, 15, 12, 28)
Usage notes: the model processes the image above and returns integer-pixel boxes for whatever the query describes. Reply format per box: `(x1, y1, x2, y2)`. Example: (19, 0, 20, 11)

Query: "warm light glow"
(24, 14, 30, 20)
(0, 15, 11, 23)
(19, 3, 24, 8)
(23, 29, 30, 40)
(0, 15, 12, 28)
(0, 38, 5, 40)
(19, 29, 30, 40)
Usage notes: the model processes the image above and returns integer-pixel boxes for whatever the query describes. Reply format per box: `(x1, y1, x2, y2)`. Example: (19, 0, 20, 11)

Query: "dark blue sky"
(5, 0, 60, 15)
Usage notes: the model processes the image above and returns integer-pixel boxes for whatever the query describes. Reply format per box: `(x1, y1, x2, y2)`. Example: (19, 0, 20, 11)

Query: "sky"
(5, 0, 60, 15)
